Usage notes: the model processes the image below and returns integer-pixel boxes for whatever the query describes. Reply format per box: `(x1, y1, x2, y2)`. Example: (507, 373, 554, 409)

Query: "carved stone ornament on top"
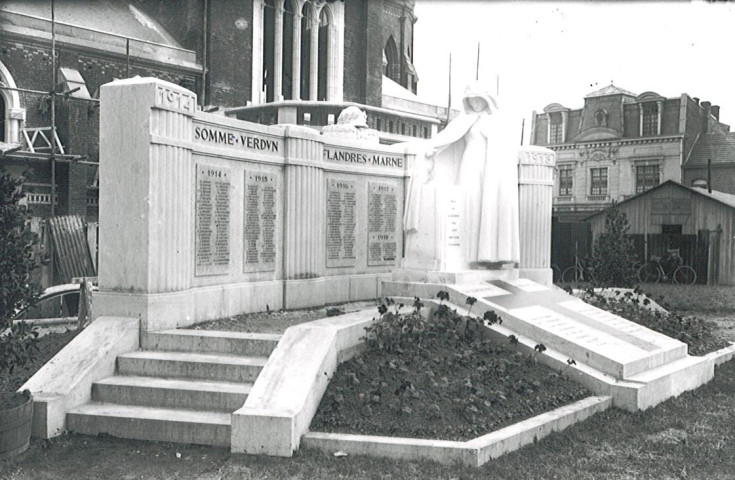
(578, 144, 618, 165)
(320, 106, 379, 143)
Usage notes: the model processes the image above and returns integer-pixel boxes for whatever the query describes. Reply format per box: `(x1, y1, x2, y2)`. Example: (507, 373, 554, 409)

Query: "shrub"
(0, 169, 40, 374)
(590, 203, 638, 287)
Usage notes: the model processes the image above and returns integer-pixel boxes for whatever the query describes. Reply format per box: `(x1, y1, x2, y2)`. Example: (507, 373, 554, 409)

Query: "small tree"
(590, 202, 638, 287)
(0, 169, 40, 374)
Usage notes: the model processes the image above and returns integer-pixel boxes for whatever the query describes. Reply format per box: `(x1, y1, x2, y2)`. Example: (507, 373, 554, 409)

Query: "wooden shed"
(586, 181, 735, 285)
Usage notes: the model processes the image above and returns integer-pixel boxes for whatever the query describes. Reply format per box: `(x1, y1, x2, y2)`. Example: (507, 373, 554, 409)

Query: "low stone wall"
(20, 317, 139, 438)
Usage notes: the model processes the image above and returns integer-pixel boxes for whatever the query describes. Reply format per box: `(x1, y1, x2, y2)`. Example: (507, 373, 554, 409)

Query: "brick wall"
(205, 0, 253, 107)
(343, 0, 368, 103)
(683, 165, 735, 195)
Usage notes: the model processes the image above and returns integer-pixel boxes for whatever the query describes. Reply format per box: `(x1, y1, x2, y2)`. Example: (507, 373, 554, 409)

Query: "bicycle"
(561, 255, 596, 284)
(637, 252, 697, 285)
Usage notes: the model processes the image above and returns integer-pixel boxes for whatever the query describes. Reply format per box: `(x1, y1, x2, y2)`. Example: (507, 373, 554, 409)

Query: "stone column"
(518, 145, 556, 286)
(309, 12, 320, 101)
(273, 3, 284, 101)
(638, 104, 644, 136)
(95, 78, 196, 329)
(291, 12, 302, 101)
(656, 100, 663, 135)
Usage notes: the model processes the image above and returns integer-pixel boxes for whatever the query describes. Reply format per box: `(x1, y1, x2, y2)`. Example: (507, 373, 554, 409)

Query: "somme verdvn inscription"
(195, 165, 231, 276)
(243, 170, 277, 272)
(368, 182, 398, 266)
(326, 179, 357, 268)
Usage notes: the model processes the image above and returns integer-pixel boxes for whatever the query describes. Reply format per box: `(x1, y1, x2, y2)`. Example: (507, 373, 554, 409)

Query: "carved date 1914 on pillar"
(155, 85, 196, 115)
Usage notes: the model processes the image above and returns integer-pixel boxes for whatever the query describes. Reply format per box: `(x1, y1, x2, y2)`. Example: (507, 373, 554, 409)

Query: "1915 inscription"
(195, 165, 230, 276)
(244, 171, 277, 272)
(326, 179, 357, 268)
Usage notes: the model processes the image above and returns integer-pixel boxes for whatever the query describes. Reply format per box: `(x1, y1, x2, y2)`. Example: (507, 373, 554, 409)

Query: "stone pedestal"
(518, 146, 556, 285)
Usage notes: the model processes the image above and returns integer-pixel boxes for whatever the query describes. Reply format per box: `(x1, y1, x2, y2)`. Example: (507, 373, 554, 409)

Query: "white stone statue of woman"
(404, 82, 519, 267)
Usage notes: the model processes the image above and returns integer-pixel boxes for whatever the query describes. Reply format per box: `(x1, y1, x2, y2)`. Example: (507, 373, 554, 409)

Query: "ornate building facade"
(0, 0, 440, 223)
(530, 85, 730, 222)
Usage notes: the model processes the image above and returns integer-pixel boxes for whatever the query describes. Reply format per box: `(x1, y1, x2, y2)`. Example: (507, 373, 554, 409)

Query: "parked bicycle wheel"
(561, 266, 583, 283)
(551, 265, 561, 283)
(638, 263, 660, 283)
(673, 265, 697, 285)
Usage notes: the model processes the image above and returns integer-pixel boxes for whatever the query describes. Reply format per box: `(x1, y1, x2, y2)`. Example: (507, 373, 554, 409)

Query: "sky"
(411, 1, 735, 143)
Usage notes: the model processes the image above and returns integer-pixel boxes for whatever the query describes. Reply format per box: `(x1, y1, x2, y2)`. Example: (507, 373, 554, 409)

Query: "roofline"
(584, 180, 735, 220)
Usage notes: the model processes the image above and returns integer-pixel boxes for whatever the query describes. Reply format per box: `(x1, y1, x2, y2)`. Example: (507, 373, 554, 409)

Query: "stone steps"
(117, 350, 268, 383)
(66, 329, 279, 447)
(142, 330, 281, 357)
(67, 403, 231, 447)
(92, 375, 252, 411)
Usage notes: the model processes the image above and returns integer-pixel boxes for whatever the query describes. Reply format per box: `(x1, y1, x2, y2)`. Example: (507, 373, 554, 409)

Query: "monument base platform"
(381, 276, 716, 411)
(390, 268, 519, 285)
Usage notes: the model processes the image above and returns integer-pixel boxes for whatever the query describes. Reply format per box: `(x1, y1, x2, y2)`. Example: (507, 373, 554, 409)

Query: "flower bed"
(310, 296, 590, 442)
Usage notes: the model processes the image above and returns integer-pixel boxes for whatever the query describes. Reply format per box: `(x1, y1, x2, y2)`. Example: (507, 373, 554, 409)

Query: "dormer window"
(594, 109, 608, 127)
(639, 100, 663, 136)
(549, 114, 563, 143)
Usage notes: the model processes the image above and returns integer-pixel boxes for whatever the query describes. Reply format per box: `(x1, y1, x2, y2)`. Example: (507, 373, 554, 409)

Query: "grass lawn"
(637, 283, 735, 313)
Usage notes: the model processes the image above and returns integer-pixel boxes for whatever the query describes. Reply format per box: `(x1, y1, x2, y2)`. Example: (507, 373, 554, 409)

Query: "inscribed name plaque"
(195, 165, 231, 276)
(326, 179, 357, 268)
(243, 171, 277, 272)
(368, 182, 398, 266)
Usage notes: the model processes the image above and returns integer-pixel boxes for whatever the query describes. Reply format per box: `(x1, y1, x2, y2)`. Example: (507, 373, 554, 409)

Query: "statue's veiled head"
(462, 82, 498, 115)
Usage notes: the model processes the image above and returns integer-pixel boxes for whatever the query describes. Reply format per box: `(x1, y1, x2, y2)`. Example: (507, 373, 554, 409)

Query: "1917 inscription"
(368, 182, 398, 266)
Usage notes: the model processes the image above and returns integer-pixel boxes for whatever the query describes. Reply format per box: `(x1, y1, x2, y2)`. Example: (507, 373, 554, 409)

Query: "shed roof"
(684, 132, 735, 167)
(585, 180, 735, 221)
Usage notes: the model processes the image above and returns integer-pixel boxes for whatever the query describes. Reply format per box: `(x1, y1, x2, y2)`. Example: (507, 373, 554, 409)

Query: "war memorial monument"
(19, 78, 729, 467)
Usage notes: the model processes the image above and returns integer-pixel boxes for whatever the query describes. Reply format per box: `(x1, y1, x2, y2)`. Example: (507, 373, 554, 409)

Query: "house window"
(636, 164, 659, 193)
(549, 114, 563, 144)
(642, 102, 658, 136)
(590, 167, 608, 196)
(559, 166, 573, 196)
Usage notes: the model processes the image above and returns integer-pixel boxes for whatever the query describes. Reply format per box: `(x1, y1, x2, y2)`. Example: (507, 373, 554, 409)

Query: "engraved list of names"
(326, 179, 357, 268)
(244, 170, 277, 272)
(195, 165, 231, 276)
(368, 182, 398, 266)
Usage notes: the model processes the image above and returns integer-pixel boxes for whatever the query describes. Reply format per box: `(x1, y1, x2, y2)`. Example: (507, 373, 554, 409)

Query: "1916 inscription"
(326, 179, 357, 268)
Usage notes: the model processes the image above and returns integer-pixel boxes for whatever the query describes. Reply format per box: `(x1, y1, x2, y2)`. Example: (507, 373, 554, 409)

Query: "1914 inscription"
(196, 165, 230, 276)
(326, 179, 357, 268)
(244, 171, 277, 272)
(368, 182, 398, 266)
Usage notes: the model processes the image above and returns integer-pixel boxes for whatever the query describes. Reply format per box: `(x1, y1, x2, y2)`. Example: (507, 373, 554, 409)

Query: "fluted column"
(518, 146, 556, 285)
(283, 135, 324, 281)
